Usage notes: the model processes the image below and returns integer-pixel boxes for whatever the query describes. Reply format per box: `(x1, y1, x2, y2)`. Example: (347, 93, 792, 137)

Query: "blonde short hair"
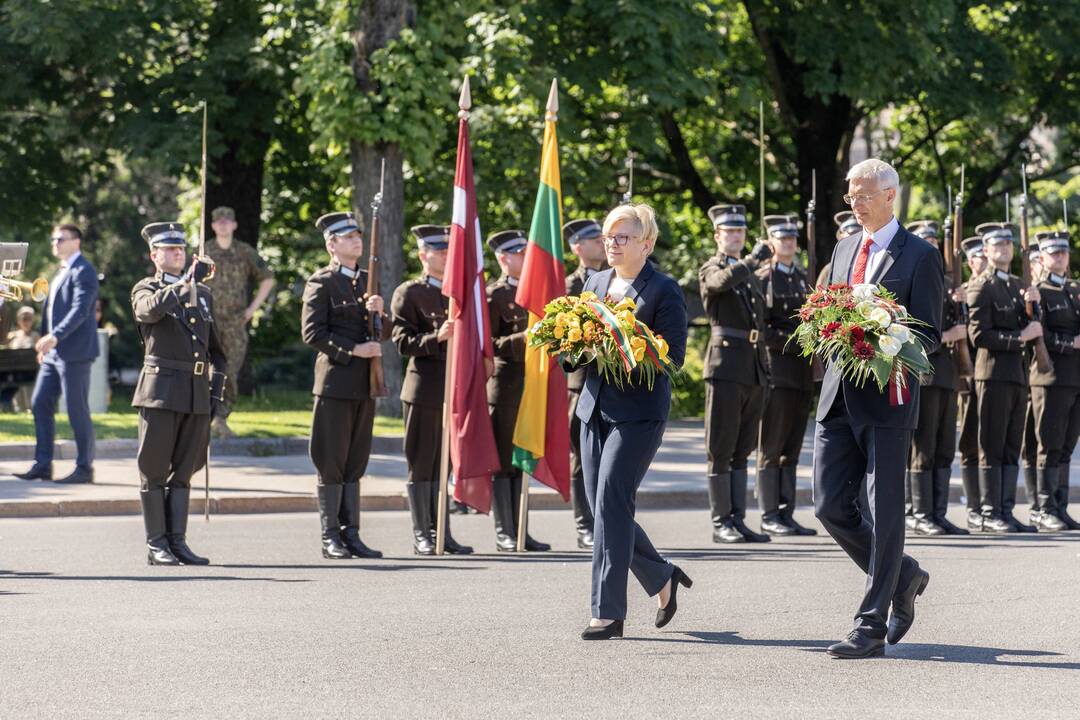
(602, 203, 659, 251)
(846, 158, 899, 189)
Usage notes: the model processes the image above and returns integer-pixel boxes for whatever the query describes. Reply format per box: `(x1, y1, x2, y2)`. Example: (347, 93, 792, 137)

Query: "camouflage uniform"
(203, 237, 273, 417)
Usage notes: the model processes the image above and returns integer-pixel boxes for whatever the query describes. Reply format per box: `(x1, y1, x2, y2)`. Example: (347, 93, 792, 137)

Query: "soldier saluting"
(699, 203, 772, 544)
(755, 213, 816, 536)
(390, 225, 472, 556)
(132, 222, 226, 566)
(486, 229, 551, 552)
(301, 211, 387, 560)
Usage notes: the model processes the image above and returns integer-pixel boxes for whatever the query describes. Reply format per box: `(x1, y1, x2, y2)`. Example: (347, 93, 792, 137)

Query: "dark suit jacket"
(574, 261, 688, 424)
(816, 225, 943, 429)
(42, 254, 100, 363)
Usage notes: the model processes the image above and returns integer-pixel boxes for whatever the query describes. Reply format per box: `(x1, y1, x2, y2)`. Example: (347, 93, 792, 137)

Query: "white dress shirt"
(47, 250, 81, 333)
(849, 217, 899, 283)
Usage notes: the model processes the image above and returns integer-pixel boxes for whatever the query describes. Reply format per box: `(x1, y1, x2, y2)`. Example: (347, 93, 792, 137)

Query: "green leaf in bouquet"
(897, 339, 932, 374)
(869, 355, 893, 391)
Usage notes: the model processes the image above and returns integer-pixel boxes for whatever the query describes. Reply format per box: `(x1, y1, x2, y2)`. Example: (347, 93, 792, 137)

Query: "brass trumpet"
(0, 277, 49, 303)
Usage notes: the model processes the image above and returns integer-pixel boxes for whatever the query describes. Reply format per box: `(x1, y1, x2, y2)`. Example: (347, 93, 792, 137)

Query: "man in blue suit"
(814, 160, 943, 659)
(14, 224, 99, 484)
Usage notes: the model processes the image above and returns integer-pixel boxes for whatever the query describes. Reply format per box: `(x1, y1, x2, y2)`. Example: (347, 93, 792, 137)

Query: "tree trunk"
(350, 0, 416, 417)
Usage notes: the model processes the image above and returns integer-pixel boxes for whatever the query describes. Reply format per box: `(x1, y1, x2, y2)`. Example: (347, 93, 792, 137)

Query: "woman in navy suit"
(573, 204, 692, 640)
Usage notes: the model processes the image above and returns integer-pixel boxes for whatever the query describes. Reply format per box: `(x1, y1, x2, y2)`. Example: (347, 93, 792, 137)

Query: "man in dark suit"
(814, 159, 943, 659)
(15, 224, 99, 484)
(563, 217, 607, 548)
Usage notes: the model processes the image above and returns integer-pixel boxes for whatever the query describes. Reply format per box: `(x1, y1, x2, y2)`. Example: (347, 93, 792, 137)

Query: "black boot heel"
(655, 566, 692, 628)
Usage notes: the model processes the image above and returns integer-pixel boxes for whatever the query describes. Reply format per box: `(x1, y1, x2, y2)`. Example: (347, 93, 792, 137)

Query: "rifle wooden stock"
(1019, 201, 1052, 374)
(366, 211, 389, 399)
(948, 201, 973, 377)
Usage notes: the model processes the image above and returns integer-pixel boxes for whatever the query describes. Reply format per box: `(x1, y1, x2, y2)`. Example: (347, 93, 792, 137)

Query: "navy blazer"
(575, 261, 688, 424)
(41, 253, 100, 363)
(816, 225, 943, 429)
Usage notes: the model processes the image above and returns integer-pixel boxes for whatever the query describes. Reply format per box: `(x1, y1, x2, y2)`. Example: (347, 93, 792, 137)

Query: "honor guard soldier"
(391, 225, 473, 556)
(958, 236, 987, 528)
(1028, 231, 1080, 531)
(967, 222, 1044, 533)
(486, 229, 551, 552)
(754, 214, 815, 536)
(301, 211, 387, 560)
(1021, 246, 1044, 519)
(904, 220, 968, 535)
(563, 218, 608, 548)
(131, 222, 226, 566)
(699, 203, 772, 543)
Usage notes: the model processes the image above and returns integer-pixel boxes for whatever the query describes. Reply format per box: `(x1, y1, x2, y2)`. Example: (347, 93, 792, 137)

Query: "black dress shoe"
(904, 514, 917, 531)
(495, 533, 518, 552)
(147, 540, 180, 566)
(321, 536, 352, 559)
(413, 533, 436, 556)
(581, 619, 624, 640)
(966, 511, 984, 532)
(169, 538, 210, 566)
(1032, 512, 1066, 532)
(1058, 509, 1080, 531)
(443, 534, 473, 555)
(524, 535, 551, 552)
(342, 529, 383, 559)
(655, 566, 693, 628)
(1004, 513, 1037, 533)
(827, 629, 885, 659)
(782, 515, 818, 536)
(732, 518, 771, 543)
(713, 521, 745, 544)
(912, 518, 946, 536)
(14, 464, 52, 481)
(981, 515, 1013, 533)
(761, 514, 796, 537)
(54, 467, 94, 484)
(577, 530, 594, 549)
(934, 515, 970, 535)
(887, 567, 929, 644)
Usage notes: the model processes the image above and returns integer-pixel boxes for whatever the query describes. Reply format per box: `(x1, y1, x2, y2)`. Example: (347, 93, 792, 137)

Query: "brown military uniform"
(755, 261, 812, 526)
(565, 262, 599, 538)
(131, 272, 226, 491)
(203, 238, 273, 416)
(391, 274, 468, 553)
(907, 275, 961, 529)
(699, 252, 769, 535)
(1029, 273, 1080, 522)
(968, 268, 1031, 526)
(301, 261, 390, 485)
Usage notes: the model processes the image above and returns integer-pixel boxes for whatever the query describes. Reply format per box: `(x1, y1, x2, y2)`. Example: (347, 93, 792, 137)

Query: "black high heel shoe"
(581, 619, 624, 640)
(655, 566, 693, 628)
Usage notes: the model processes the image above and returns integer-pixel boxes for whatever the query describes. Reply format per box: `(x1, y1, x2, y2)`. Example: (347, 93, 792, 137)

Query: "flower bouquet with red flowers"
(791, 282, 932, 394)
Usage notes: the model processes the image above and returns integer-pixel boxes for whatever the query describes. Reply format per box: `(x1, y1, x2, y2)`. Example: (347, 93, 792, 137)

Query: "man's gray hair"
(846, 158, 899, 189)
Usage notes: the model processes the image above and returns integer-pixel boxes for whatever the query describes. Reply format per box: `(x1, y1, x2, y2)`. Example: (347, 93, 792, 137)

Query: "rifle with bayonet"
(1019, 163, 1053, 374)
(806, 169, 824, 381)
(949, 172, 974, 378)
(367, 159, 389, 398)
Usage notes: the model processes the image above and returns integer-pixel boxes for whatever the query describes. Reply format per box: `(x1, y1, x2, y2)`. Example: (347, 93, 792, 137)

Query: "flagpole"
(517, 79, 559, 552)
(436, 78, 472, 556)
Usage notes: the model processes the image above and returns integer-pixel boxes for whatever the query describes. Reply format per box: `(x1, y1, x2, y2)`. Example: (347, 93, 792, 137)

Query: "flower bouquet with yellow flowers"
(527, 291, 677, 389)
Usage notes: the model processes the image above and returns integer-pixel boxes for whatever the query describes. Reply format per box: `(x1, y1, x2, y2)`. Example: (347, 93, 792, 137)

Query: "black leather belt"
(711, 326, 759, 344)
(145, 355, 206, 376)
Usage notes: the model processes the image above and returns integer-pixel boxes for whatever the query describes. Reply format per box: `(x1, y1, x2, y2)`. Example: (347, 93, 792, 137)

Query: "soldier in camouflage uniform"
(204, 207, 275, 438)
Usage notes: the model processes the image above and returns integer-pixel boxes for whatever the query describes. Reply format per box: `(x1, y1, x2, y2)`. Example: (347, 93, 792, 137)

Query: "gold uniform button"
(194, 352, 200, 358)
(191, 335, 197, 341)
(189, 317, 196, 324)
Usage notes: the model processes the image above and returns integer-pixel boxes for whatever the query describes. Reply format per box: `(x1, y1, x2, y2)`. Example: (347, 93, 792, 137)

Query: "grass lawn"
(0, 388, 404, 442)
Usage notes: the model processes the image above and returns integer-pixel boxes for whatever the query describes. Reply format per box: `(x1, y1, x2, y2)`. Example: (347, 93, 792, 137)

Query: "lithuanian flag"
(512, 79, 570, 500)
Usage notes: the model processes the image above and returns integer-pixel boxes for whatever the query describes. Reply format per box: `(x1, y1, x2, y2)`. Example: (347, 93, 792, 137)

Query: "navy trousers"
(813, 395, 917, 636)
(32, 359, 95, 470)
(581, 415, 673, 620)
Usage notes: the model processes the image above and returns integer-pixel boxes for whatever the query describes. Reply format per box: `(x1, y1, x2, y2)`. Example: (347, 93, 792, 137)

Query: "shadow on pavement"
(0, 569, 307, 583)
(216, 562, 481, 572)
(636, 630, 1080, 669)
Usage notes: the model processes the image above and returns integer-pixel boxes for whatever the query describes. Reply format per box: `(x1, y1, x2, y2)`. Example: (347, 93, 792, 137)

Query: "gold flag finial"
(458, 76, 471, 119)
(545, 78, 558, 121)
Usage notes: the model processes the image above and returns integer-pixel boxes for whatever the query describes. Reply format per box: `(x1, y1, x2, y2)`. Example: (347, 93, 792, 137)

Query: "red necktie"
(850, 234, 874, 284)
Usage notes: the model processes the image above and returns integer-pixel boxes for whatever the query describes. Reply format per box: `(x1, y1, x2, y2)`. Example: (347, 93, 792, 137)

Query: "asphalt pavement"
(1, 509, 1078, 718)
